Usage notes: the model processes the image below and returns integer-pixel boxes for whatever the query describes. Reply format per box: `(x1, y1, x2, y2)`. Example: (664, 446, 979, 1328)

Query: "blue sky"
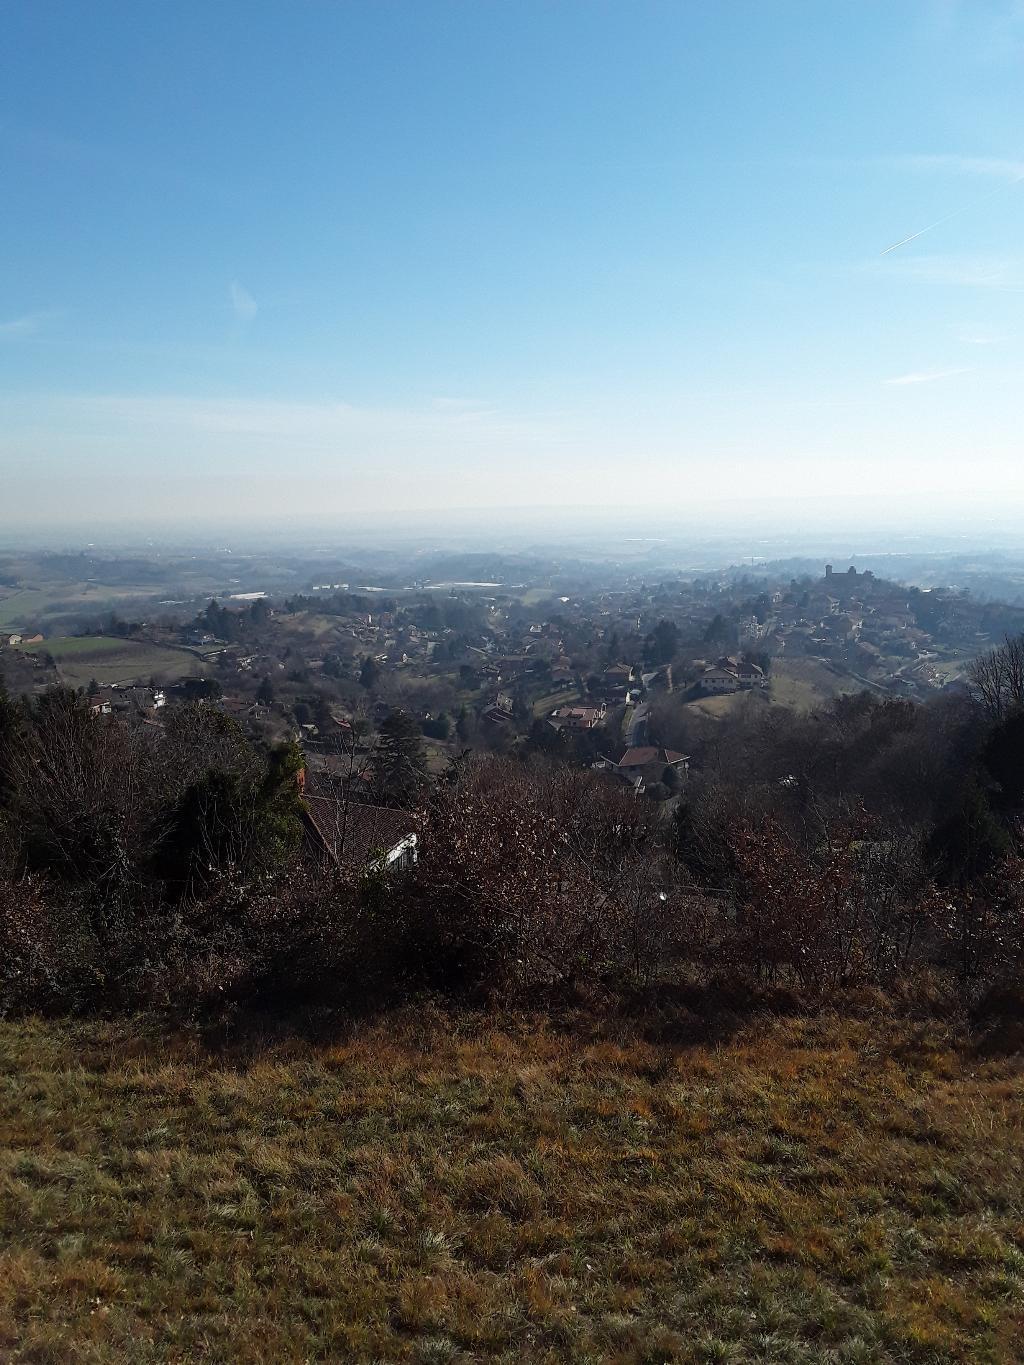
(2, 1, 1023, 528)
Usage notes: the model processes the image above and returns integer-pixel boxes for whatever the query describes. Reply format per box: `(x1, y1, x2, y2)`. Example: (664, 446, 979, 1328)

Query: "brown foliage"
(395, 757, 688, 997)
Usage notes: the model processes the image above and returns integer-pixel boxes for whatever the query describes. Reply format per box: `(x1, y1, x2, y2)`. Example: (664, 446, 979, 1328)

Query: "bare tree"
(970, 634, 1024, 720)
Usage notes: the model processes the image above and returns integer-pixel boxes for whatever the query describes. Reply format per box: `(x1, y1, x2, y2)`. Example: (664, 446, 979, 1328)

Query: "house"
(698, 657, 765, 694)
(735, 660, 765, 684)
(698, 664, 742, 694)
(302, 778, 419, 873)
(616, 746, 689, 774)
(109, 686, 163, 720)
(596, 746, 689, 795)
(549, 702, 606, 731)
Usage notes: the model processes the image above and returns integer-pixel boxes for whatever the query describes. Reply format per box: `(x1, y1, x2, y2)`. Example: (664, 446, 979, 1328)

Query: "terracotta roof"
(303, 794, 418, 869)
(617, 746, 688, 768)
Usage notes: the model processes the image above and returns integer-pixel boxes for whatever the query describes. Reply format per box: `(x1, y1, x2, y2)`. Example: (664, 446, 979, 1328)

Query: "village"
(4, 560, 1021, 838)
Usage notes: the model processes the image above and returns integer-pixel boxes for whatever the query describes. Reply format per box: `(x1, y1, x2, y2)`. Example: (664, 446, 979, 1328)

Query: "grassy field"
(685, 691, 766, 720)
(1, 1010, 1021, 1362)
(532, 688, 581, 718)
(0, 588, 76, 630)
(769, 660, 865, 713)
(15, 637, 207, 689)
(518, 588, 559, 607)
(276, 611, 350, 644)
(0, 584, 169, 632)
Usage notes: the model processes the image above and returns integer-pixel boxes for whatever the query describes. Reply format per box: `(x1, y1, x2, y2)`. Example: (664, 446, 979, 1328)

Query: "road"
(625, 701, 649, 748)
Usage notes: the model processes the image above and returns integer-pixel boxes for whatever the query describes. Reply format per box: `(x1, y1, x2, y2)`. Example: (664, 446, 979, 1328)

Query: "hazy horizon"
(3, 1, 1023, 527)
(4, 493, 1024, 565)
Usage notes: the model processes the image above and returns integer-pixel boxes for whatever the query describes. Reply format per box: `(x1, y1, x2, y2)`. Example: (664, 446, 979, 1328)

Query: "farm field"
(0, 1010, 1020, 1362)
(0, 583, 173, 631)
(16, 636, 207, 689)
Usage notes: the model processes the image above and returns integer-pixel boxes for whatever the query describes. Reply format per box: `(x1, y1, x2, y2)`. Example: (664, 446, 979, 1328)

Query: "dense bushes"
(2, 662, 1024, 1021)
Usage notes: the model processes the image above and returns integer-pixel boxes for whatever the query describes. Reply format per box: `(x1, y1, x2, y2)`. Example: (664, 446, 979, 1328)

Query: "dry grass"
(1, 1010, 1022, 1363)
(769, 661, 862, 714)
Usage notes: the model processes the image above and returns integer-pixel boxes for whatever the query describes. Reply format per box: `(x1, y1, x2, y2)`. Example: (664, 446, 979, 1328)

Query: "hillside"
(1, 1011, 1021, 1363)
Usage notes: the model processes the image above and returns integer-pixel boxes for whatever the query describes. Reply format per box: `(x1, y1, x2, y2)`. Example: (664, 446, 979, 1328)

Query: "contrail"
(881, 172, 1024, 255)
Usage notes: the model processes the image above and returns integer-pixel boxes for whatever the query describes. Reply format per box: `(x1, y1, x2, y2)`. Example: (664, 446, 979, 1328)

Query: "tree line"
(1, 636, 1023, 1023)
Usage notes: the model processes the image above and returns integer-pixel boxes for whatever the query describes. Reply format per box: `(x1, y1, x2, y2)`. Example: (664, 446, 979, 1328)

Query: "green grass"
(1, 1010, 1021, 1362)
(531, 688, 581, 718)
(20, 636, 130, 658)
(15, 637, 207, 688)
(0, 589, 62, 630)
(0, 584, 170, 631)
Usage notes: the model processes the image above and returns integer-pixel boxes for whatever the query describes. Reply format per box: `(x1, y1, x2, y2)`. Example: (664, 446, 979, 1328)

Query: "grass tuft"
(0, 1010, 1021, 1361)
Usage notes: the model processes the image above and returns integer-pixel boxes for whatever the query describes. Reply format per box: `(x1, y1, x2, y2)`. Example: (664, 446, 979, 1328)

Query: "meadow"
(1, 1010, 1021, 1363)
(532, 687, 583, 718)
(0, 584, 170, 633)
(768, 660, 866, 713)
(15, 637, 206, 689)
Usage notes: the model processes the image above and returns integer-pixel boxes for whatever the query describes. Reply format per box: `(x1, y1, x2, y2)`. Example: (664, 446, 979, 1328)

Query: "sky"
(2, 0, 1024, 533)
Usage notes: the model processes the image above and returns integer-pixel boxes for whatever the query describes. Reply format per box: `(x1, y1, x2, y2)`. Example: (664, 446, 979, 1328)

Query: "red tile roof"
(302, 777, 418, 868)
(617, 746, 688, 768)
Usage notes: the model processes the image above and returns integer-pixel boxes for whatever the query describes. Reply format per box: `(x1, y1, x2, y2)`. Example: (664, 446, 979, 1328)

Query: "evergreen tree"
(359, 656, 381, 690)
(375, 710, 427, 807)
(645, 619, 679, 666)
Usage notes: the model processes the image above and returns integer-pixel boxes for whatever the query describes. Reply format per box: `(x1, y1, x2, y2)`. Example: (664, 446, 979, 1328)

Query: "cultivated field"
(0, 583, 169, 632)
(1, 1011, 1020, 1362)
(15, 636, 207, 689)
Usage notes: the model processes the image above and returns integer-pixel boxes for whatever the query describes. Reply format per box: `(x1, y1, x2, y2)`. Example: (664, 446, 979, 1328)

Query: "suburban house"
(301, 773, 419, 873)
(593, 662, 637, 702)
(698, 657, 765, 695)
(698, 664, 742, 694)
(109, 686, 167, 720)
(597, 745, 689, 793)
(549, 702, 606, 731)
(481, 688, 516, 728)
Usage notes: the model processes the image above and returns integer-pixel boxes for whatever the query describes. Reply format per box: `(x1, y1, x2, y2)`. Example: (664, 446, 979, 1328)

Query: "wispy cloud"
(883, 367, 972, 387)
(47, 392, 564, 450)
(0, 310, 58, 337)
(229, 281, 258, 322)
